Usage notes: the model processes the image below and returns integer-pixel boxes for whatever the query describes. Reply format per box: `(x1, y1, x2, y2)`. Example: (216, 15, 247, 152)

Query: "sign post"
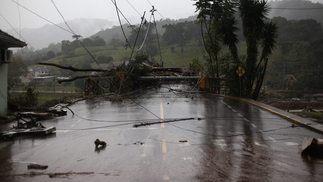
(236, 66, 245, 97)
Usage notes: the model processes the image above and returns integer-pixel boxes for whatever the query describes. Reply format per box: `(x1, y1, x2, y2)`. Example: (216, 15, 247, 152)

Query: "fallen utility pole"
(133, 117, 195, 127)
(152, 67, 185, 73)
(57, 75, 103, 84)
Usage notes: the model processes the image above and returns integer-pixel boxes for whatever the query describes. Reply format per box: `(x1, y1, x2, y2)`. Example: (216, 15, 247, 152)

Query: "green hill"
(46, 40, 205, 68)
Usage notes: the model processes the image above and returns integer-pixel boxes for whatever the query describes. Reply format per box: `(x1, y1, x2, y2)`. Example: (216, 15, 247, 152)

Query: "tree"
(239, 0, 278, 99)
(162, 22, 188, 52)
(92, 36, 106, 46)
(195, 0, 278, 99)
(195, 0, 239, 93)
(8, 57, 28, 86)
(128, 22, 157, 51)
(46, 51, 55, 60)
(70, 40, 81, 50)
(97, 55, 114, 64)
(82, 38, 93, 47)
(109, 38, 124, 49)
(61, 40, 73, 54)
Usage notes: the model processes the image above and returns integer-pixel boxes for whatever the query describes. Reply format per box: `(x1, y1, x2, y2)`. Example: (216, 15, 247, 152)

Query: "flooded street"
(1, 85, 323, 182)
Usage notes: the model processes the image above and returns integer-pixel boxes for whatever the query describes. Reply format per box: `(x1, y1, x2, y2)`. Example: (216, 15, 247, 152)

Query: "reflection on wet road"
(0, 85, 323, 182)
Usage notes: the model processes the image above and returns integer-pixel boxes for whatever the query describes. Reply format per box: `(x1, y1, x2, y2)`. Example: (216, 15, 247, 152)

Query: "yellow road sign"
(236, 66, 245, 77)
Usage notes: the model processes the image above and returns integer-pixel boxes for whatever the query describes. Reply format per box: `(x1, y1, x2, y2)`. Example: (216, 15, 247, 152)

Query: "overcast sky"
(0, 0, 197, 31)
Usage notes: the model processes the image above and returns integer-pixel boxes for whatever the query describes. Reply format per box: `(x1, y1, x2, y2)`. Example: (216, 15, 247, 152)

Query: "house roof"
(94, 63, 110, 70)
(284, 74, 297, 81)
(28, 66, 49, 72)
(0, 29, 27, 48)
(94, 61, 128, 70)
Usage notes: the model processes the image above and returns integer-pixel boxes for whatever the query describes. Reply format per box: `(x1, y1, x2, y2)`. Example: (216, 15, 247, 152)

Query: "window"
(0, 49, 5, 61)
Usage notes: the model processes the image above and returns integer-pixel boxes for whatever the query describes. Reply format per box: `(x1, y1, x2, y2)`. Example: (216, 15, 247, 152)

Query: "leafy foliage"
(9, 87, 38, 107)
(195, 0, 278, 99)
(190, 57, 204, 74)
(162, 21, 202, 52)
(126, 52, 152, 88)
(8, 57, 28, 86)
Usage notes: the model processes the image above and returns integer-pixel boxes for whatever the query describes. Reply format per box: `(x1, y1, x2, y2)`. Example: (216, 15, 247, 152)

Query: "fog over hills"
(5, 18, 115, 50)
(5, 0, 323, 51)
(268, 0, 323, 24)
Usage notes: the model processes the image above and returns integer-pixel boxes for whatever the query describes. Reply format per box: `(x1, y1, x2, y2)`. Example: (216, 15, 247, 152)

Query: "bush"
(9, 87, 38, 107)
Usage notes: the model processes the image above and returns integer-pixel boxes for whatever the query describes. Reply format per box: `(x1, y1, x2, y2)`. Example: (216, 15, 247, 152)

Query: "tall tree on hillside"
(162, 22, 189, 52)
(61, 40, 73, 54)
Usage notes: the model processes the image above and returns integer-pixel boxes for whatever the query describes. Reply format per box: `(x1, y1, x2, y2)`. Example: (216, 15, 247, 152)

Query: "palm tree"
(239, 0, 278, 99)
(195, 0, 240, 93)
(195, 0, 277, 99)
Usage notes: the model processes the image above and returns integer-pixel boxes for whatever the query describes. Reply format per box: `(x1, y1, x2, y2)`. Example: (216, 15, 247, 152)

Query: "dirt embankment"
(258, 90, 323, 110)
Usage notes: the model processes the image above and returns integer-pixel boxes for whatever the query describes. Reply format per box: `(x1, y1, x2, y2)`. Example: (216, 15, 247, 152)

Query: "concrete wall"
(0, 64, 8, 117)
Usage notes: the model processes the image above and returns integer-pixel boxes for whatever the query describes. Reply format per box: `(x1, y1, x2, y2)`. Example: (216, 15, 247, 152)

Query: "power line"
(152, 11, 163, 64)
(16, 0, 21, 40)
(110, 1, 178, 67)
(50, 0, 111, 81)
(129, 11, 147, 62)
(0, 14, 46, 60)
(50, 0, 76, 35)
(126, 0, 142, 17)
(110, 1, 176, 67)
(146, 0, 203, 65)
(113, 0, 133, 50)
(271, 7, 323, 10)
(135, 13, 153, 52)
(10, 0, 74, 34)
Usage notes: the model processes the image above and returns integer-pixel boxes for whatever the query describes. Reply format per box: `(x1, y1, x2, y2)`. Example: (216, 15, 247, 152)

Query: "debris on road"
(1, 114, 56, 139)
(179, 140, 187, 143)
(48, 172, 94, 178)
(94, 139, 106, 148)
(48, 104, 69, 116)
(27, 164, 48, 170)
(19, 112, 53, 120)
(133, 117, 194, 127)
(133, 141, 144, 145)
(301, 137, 323, 156)
(0, 171, 95, 178)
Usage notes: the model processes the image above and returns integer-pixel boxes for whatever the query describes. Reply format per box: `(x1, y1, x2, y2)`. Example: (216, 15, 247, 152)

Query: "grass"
(11, 83, 78, 92)
(298, 111, 323, 119)
(46, 40, 208, 68)
(9, 92, 78, 106)
(9, 82, 81, 106)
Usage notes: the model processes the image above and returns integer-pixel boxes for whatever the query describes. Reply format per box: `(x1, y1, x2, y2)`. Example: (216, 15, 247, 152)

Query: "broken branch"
(37, 62, 107, 72)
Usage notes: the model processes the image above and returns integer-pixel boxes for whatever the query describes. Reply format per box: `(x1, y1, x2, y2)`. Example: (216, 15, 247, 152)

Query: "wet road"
(1, 85, 323, 182)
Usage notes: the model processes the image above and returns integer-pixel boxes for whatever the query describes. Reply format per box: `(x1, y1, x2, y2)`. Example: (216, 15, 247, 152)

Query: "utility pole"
(53, 77, 55, 93)
(282, 64, 285, 90)
(318, 66, 322, 90)
(317, 67, 319, 90)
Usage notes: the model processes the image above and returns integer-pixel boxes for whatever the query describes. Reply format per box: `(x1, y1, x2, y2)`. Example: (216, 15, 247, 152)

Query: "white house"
(28, 66, 50, 77)
(0, 30, 27, 117)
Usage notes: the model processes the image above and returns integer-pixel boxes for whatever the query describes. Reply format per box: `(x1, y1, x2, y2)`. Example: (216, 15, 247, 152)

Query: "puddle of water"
(284, 142, 299, 146)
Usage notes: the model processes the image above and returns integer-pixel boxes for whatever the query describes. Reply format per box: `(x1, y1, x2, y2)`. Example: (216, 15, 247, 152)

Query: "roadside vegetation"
(296, 111, 323, 119)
